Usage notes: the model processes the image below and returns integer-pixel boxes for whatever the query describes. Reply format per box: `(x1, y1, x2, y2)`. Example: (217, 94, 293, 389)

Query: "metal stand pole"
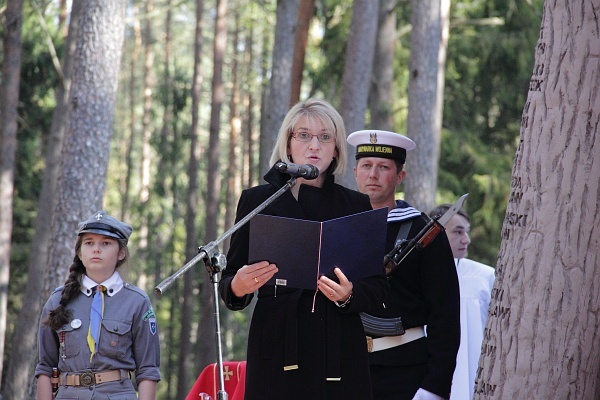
(154, 177, 298, 398)
(203, 252, 228, 400)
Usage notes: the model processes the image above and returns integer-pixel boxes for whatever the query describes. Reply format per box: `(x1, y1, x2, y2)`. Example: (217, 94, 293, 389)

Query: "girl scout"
(36, 211, 160, 400)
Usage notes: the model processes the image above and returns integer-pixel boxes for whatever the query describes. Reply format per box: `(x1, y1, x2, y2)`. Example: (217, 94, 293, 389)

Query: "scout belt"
(360, 312, 405, 336)
(62, 369, 129, 387)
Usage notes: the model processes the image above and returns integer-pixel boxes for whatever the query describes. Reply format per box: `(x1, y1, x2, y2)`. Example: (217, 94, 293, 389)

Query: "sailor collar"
(387, 200, 421, 223)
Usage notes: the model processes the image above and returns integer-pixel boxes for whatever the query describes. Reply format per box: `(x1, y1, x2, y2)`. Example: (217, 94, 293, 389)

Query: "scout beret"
(78, 210, 133, 243)
(347, 130, 416, 163)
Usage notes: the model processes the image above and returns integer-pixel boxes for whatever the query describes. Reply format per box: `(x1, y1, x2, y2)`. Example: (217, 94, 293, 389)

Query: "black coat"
(367, 202, 460, 399)
(220, 167, 389, 400)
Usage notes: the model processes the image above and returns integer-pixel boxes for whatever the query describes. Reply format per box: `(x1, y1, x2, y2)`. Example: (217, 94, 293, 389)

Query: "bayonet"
(384, 194, 468, 276)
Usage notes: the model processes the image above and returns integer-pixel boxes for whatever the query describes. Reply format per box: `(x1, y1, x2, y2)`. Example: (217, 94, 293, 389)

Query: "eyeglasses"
(291, 131, 336, 143)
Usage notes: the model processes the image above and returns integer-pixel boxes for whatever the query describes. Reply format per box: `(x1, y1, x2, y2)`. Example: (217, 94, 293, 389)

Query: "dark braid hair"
(43, 236, 129, 330)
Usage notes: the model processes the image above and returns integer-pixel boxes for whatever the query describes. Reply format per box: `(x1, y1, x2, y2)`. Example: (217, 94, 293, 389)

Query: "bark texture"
(2, 3, 82, 399)
(475, 1, 600, 398)
(338, 0, 379, 188)
(199, 0, 229, 376)
(260, 0, 298, 177)
(369, 0, 396, 132)
(45, 0, 127, 295)
(289, 0, 315, 106)
(178, 0, 204, 396)
(0, 0, 22, 391)
(403, 0, 441, 212)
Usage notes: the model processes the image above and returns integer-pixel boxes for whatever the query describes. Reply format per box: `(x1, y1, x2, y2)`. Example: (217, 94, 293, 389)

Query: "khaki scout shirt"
(36, 272, 161, 388)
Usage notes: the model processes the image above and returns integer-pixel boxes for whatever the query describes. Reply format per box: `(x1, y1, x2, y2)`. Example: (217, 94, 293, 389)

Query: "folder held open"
(248, 208, 388, 290)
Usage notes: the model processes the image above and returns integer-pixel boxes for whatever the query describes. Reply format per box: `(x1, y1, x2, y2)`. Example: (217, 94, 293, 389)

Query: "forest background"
(1, 0, 544, 399)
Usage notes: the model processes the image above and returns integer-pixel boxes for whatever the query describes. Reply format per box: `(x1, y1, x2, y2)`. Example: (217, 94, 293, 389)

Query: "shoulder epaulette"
(123, 283, 149, 298)
(52, 286, 65, 294)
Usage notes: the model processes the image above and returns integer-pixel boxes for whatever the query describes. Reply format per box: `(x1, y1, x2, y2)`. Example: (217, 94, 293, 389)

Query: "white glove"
(411, 388, 445, 400)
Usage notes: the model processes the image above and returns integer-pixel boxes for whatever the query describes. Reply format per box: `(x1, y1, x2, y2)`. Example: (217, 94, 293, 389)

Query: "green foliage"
(437, 128, 516, 266)
(306, 0, 353, 100)
(4, 0, 64, 370)
(391, 3, 412, 133)
(8, 1, 62, 297)
(439, 0, 543, 266)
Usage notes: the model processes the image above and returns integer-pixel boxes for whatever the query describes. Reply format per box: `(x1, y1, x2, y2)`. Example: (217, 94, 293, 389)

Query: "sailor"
(348, 130, 460, 400)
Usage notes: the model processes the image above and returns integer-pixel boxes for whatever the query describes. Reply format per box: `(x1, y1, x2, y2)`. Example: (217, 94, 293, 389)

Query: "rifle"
(384, 194, 468, 276)
(361, 194, 468, 336)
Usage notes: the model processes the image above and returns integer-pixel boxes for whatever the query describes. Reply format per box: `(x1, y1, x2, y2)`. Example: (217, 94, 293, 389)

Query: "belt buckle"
(79, 371, 95, 387)
(366, 336, 373, 353)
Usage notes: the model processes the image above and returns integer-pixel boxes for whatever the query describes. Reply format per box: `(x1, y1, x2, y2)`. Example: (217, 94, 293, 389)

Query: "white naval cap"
(347, 130, 416, 163)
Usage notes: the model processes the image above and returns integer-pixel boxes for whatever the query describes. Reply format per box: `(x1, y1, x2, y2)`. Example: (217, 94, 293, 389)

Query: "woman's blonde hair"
(269, 98, 347, 177)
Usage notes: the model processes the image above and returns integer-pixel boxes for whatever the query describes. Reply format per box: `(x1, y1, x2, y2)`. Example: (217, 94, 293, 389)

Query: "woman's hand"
(231, 261, 278, 297)
(317, 267, 353, 303)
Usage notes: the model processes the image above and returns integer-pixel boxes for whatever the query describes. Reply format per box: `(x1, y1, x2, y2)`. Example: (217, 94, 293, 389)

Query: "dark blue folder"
(248, 208, 388, 290)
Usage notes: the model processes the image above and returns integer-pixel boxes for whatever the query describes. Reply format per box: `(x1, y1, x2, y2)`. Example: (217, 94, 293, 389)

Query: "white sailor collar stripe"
(387, 204, 421, 223)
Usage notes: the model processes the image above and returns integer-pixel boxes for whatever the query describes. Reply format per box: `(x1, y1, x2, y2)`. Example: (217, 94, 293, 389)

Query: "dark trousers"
(370, 362, 428, 400)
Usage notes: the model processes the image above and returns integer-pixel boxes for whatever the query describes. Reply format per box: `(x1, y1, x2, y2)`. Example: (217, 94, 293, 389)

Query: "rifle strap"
(394, 219, 413, 247)
(361, 218, 415, 336)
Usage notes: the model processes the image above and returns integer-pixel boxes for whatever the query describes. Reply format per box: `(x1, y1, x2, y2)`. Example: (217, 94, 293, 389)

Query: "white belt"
(366, 326, 426, 353)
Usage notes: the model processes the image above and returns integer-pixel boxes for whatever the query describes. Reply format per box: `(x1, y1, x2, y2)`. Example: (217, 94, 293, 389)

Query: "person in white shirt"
(429, 205, 495, 400)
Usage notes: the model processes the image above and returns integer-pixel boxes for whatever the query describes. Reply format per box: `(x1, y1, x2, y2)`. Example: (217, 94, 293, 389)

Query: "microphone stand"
(155, 177, 298, 400)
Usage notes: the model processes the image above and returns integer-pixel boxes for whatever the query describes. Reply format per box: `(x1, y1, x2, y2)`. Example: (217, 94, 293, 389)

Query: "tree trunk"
(436, 0, 450, 149)
(138, 0, 155, 276)
(242, 24, 256, 189)
(148, 1, 175, 397)
(289, 0, 315, 106)
(247, 91, 257, 187)
(258, 19, 271, 182)
(148, 0, 173, 288)
(403, 0, 441, 212)
(177, 0, 205, 397)
(474, 1, 600, 398)
(122, 4, 142, 222)
(260, 0, 298, 178)
(58, 0, 68, 35)
(369, 0, 396, 132)
(224, 9, 241, 256)
(1, 2, 82, 398)
(0, 0, 22, 390)
(43, 0, 127, 308)
(338, 0, 379, 189)
(198, 0, 228, 376)
(152, 0, 174, 286)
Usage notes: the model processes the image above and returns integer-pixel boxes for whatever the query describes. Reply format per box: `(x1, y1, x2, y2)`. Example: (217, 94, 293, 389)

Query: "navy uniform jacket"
(367, 201, 460, 399)
(36, 273, 160, 399)
(219, 167, 389, 400)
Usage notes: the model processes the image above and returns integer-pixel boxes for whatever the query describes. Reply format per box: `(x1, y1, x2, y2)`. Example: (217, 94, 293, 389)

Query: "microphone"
(275, 162, 319, 180)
